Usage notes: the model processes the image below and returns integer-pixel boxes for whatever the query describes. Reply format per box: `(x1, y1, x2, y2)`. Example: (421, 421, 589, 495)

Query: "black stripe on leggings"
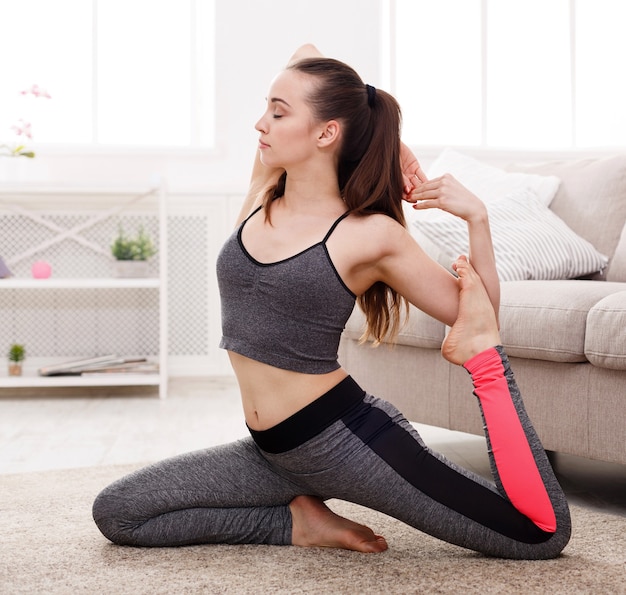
(342, 403, 553, 545)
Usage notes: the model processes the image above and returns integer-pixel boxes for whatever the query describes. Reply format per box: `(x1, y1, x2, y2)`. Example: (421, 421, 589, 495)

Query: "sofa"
(339, 151, 626, 466)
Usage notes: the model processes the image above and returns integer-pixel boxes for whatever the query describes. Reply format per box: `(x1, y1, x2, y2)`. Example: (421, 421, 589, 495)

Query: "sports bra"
(216, 205, 356, 374)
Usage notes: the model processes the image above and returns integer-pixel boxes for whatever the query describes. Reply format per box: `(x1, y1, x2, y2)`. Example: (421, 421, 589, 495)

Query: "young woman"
(93, 46, 571, 560)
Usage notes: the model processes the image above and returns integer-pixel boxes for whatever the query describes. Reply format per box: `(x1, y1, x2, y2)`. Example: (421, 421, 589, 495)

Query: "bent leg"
(464, 346, 563, 533)
(440, 255, 570, 539)
(289, 394, 571, 559)
(92, 438, 302, 546)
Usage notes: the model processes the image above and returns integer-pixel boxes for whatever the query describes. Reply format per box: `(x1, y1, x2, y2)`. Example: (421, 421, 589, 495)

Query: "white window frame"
(4, 0, 216, 156)
(388, 0, 626, 152)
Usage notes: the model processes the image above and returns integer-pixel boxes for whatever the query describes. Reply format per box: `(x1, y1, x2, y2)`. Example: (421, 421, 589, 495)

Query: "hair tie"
(365, 84, 376, 108)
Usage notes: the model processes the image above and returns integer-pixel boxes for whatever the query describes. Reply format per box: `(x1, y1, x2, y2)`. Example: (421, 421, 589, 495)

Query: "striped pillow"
(411, 188, 609, 281)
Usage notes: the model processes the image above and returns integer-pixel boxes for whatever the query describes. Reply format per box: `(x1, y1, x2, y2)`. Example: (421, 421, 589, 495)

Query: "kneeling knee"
(92, 489, 137, 546)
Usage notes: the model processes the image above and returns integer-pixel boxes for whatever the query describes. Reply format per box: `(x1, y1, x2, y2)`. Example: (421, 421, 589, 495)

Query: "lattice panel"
(0, 193, 219, 365)
(0, 212, 160, 278)
(167, 215, 209, 356)
(0, 288, 159, 357)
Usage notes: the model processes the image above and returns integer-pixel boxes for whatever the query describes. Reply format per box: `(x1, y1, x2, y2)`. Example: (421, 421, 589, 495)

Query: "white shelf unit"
(0, 184, 168, 398)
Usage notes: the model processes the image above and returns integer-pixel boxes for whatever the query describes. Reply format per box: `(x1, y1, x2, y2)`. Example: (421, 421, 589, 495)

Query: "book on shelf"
(81, 362, 159, 375)
(38, 355, 155, 376)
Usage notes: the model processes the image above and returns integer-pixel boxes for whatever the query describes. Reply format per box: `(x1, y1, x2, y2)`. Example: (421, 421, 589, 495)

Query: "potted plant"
(8, 343, 25, 376)
(111, 225, 156, 277)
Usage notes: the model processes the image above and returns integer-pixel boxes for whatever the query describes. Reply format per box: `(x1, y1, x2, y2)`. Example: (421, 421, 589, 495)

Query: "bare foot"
(289, 495, 388, 553)
(441, 256, 501, 366)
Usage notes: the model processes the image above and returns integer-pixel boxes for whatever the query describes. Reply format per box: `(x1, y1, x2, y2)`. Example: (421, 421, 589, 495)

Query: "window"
(394, 0, 626, 149)
(0, 0, 215, 149)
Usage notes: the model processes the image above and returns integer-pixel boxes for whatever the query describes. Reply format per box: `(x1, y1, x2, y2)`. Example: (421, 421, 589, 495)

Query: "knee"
(92, 486, 138, 546)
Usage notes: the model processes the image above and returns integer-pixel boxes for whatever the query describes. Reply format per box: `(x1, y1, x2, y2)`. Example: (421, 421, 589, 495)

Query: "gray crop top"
(216, 206, 356, 374)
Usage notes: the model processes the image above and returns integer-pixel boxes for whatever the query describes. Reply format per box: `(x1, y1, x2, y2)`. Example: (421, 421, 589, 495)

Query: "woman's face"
(255, 69, 323, 170)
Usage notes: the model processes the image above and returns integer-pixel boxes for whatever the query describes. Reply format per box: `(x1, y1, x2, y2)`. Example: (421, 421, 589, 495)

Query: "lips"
(258, 139, 270, 149)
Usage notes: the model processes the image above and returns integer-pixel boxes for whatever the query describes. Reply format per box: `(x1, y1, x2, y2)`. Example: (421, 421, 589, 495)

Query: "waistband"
(247, 375, 366, 454)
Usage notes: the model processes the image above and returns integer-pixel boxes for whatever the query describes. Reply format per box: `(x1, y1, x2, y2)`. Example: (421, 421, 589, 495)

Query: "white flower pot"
(115, 260, 150, 278)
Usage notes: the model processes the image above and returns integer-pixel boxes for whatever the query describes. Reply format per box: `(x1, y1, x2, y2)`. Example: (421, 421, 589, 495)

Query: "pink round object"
(32, 261, 52, 279)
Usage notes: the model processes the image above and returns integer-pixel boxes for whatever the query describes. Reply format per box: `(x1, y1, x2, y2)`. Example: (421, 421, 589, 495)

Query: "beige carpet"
(1, 465, 624, 595)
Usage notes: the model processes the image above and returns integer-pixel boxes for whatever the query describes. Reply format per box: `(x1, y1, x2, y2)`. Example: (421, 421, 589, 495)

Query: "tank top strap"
(240, 204, 264, 228)
(322, 210, 351, 243)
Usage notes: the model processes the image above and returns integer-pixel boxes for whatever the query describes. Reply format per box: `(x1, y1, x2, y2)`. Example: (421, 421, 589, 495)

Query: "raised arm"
(406, 174, 500, 320)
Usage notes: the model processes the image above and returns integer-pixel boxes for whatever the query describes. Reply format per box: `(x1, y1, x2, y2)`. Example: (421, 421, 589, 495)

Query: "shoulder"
(331, 211, 415, 272)
(343, 212, 412, 253)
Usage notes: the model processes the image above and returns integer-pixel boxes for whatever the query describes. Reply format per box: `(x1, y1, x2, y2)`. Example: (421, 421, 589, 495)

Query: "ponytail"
(344, 86, 408, 344)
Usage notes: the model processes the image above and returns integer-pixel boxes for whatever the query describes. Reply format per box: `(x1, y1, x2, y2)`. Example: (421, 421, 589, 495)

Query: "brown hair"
(263, 57, 407, 344)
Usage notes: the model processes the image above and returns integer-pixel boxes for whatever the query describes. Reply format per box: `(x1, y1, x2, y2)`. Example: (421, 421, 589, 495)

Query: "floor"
(1, 377, 624, 517)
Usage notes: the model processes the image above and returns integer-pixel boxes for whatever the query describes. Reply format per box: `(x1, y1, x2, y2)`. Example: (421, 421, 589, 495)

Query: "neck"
(282, 164, 343, 213)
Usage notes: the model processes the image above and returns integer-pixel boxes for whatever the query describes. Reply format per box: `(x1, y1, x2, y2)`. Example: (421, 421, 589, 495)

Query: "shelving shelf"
(0, 373, 161, 389)
(0, 278, 161, 289)
(0, 183, 168, 398)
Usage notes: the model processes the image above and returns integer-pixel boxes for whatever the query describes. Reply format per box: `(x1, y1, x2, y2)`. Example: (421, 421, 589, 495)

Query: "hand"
(400, 142, 428, 201)
(287, 44, 324, 65)
(406, 173, 487, 222)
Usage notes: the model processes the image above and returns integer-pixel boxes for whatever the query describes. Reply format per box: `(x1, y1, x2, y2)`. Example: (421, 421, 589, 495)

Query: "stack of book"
(38, 356, 158, 377)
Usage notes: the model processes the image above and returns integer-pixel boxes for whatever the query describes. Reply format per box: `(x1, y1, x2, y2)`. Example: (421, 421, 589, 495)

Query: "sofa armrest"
(585, 291, 626, 369)
(500, 280, 626, 362)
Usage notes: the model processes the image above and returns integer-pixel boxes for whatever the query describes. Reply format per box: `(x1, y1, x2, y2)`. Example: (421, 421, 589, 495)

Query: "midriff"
(227, 351, 349, 431)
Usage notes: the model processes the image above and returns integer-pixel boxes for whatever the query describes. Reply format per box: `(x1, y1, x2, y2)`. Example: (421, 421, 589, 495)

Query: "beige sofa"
(339, 154, 626, 466)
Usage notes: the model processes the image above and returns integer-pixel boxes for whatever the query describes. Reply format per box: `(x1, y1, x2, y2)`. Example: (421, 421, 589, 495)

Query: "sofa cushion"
(585, 292, 626, 370)
(499, 281, 626, 362)
(507, 155, 626, 266)
(344, 305, 445, 349)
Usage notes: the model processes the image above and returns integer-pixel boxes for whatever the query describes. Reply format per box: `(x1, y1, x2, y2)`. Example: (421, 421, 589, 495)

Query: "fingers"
(406, 174, 485, 220)
(400, 142, 428, 200)
(406, 180, 442, 209)
(413, 165, 428, 183)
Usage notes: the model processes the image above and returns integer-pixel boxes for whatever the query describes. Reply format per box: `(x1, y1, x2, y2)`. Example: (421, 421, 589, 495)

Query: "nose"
(255, 115, 268, 134)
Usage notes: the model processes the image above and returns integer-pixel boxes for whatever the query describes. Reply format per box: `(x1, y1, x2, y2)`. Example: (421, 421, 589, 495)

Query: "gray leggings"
(93, 348, 571, 559)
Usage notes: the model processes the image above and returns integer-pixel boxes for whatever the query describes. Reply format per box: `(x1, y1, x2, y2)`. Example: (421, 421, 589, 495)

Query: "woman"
(93, 46, 571, 559)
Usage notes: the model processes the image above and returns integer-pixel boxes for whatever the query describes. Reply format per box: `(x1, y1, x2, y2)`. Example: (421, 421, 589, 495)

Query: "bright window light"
(0, 0, 215, 149)
(487, 0, 571, 148)
(576, 0, 626, 147)
(394, 0, 626, 149)
(97, 0, 191, 146)
(395, 0, 482, 146)
(0, 0, 93, 144)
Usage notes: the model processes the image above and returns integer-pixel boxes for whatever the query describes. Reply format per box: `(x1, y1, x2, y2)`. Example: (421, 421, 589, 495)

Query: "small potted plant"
(111, 225, 156, 277)
(8, 343, 25, 376)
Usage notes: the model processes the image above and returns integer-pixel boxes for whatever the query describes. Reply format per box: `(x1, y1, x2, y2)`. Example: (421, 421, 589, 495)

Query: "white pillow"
(428, 148, 561, 206)
(411, 188, 609, 282)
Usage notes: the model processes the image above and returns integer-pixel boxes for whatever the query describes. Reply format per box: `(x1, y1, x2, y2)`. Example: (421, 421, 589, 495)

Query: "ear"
(317, 120, 341, 148)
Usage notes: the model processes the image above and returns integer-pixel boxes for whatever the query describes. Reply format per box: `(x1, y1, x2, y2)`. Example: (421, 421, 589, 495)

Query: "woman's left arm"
(407, 174, 500, 319)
